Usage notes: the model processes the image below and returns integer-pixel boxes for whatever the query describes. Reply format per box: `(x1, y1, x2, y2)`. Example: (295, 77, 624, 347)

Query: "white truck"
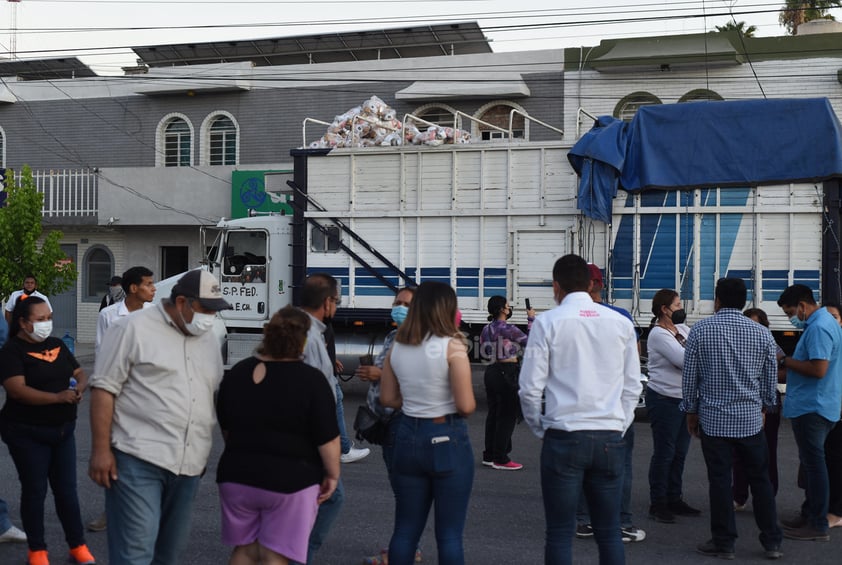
(202, 99, 842, 368)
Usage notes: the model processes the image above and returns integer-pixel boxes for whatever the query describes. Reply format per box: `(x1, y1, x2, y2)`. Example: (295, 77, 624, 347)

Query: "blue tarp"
(569, 98, 842, 223)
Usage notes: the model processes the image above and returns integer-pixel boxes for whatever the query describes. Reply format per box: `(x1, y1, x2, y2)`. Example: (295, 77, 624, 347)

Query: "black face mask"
(671, 309, 687, 325)
(505, 307, 513, 320)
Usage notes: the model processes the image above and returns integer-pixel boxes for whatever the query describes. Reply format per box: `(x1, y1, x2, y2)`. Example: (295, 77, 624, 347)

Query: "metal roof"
(0, 57, 97, 80)
(132, 22, 492, 68)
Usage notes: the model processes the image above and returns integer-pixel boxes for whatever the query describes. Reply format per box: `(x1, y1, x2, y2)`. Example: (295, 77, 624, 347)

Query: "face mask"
(671, 309, 686, 325)
(505, 307, 513, 320)
(27, 320, 53, 342)
(110, 286, 125, 301)
(180, 303, 216, 336)
(789, 314, 806, 330)
(391, 305, 408, 325)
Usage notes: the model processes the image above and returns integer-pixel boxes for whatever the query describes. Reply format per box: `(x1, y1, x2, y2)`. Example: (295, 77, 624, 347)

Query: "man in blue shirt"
(681, 278, 782, 560)
(777, 284, 842, 541)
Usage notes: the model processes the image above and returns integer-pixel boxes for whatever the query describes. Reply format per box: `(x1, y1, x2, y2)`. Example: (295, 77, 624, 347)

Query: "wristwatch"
(778, 355, 787, 368)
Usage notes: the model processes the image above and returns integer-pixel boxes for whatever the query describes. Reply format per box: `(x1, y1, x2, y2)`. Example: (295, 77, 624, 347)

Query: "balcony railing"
(32, 169, 98, 218)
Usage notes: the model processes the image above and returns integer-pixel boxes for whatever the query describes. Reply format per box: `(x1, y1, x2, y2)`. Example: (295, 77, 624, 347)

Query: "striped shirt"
(680, 308, 778, 438)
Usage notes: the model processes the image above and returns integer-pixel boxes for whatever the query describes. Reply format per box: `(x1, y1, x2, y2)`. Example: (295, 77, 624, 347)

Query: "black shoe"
(620, 525, 646, 543)
(575, 523, 593, 539)
(696, 540, 735, 560)
(669, 499, 702, 516)
(780, 514, 808, 530)
(648, 503, 676, 524)
(782, 525, 830, 541)
(763, 546, 783, 560)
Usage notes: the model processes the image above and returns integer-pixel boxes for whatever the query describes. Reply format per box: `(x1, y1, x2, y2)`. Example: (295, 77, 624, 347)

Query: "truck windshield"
(223, 230, 268, 283)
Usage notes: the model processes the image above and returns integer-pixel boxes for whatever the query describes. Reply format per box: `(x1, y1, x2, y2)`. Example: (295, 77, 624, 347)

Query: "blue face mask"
(789, 315, 806, 330)
(391, 305, 409, 325)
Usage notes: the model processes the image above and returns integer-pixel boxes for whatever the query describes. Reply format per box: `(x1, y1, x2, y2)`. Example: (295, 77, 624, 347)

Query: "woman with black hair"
(645, 289, 700, 524)
(479, 295, 535, 471)
(0, 297, 95, 565)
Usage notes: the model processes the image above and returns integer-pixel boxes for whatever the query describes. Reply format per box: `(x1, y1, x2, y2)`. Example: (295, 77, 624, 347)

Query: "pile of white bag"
(307, 95, 471, 148)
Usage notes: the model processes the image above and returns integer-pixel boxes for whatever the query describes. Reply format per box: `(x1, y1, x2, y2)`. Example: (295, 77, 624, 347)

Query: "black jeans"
(483, 362, 520, 464)
(0, 419, 86, 552)
(699, 429, 781, 551)
(827, 421, 842, 516)
(733, 402, 781, 504)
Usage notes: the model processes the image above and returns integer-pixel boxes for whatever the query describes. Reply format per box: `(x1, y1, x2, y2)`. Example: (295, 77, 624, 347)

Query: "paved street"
(1, 346, 841, 564)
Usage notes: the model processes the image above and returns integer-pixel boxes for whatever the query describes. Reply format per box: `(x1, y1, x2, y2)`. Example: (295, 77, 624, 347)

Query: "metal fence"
(33, 169, 98, 217)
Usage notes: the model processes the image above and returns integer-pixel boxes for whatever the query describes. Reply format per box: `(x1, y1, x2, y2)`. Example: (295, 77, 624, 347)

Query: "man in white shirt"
(95, 266, 156, 357)
(519, 254, 641, 565)
(88, 269, 231, 565)
(87, 265, 155, 533)
(4, 275, 52, 324)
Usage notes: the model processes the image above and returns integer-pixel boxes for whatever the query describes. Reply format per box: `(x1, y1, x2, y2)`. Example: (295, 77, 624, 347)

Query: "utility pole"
(8, 0, 21, 59)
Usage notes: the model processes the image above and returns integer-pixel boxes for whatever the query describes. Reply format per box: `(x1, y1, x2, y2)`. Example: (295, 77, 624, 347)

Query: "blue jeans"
(790, 412, 836, 531)
(0, 497, 12, 533)
(575, 424, 634, 528)
(698, 430, 781, 551)
(646, 389, 691, 504)
(336, 382, 351, 454)
(543, 429, 625, 565)
(389, 415, 473, 565)
(0, 419, 85, 552)
(382, 413, 403, 494)
(292, 478, 344, 565)
(105, 449, 201, 565)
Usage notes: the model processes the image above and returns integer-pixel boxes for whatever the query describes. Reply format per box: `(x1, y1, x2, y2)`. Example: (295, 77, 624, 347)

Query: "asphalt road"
(1, 347, 841, 564)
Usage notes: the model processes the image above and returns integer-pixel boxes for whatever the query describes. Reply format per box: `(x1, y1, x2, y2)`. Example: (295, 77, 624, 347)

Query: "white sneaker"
(0, 525, 26, 543)
(341, 445, 370, 463)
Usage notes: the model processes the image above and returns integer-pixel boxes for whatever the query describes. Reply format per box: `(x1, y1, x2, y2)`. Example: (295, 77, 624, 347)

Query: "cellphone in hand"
(525, 298, 531, 310)
(359, 354, 374, 366)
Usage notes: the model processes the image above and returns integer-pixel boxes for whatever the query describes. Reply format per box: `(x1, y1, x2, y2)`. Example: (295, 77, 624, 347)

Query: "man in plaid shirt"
(681, 278, 782, 560)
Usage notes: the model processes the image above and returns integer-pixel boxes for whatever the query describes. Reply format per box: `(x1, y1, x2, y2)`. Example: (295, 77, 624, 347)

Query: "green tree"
(715, 21, 758, 37)
(0, 166, 76, 301)
(779, 1, 842, 35)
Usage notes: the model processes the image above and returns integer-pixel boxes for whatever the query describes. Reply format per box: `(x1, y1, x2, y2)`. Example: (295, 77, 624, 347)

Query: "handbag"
(353, 405, 391, 445)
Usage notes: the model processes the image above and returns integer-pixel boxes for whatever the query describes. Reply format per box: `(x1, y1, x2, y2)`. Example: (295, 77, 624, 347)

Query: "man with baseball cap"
(88, 269, 231, 565)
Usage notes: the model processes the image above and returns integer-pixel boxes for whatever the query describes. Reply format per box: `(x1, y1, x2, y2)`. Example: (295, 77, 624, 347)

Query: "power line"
(3, 1, 833, 66)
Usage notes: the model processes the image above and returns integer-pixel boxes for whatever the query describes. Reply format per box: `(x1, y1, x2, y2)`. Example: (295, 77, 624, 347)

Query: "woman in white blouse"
(381, 281, 476, 565)
(646, 289, 701, 524)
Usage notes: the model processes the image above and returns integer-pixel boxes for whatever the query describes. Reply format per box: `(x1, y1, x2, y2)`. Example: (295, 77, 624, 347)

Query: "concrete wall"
(564, 57, 842, 140)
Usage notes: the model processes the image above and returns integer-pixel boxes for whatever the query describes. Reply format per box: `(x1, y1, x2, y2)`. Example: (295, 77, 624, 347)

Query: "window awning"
(0, 85, 16, 104)
(588, 34, 742, 73)
(395, 78, 530, 101)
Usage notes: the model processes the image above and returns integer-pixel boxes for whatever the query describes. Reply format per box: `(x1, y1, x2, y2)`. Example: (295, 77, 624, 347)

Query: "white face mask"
(183, 310, 216, 336)
(27, 320, 53, 342)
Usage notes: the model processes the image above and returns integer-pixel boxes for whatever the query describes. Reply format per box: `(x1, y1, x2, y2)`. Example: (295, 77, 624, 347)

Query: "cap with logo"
(171, 270, 233, 311)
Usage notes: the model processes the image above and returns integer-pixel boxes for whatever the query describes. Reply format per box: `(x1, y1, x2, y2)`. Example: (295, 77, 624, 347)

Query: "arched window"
(200, 112, 240, 165)
(165, 119, 191, 167)
(210, 116, 237, 165)
(679, 89, 724, 103)
(83, 246, 113, 301)
(412, 104, 457, 129)
(156, 113, 194, 167)
(614, 92, 662, 121)
(474, 101, 528, 141)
